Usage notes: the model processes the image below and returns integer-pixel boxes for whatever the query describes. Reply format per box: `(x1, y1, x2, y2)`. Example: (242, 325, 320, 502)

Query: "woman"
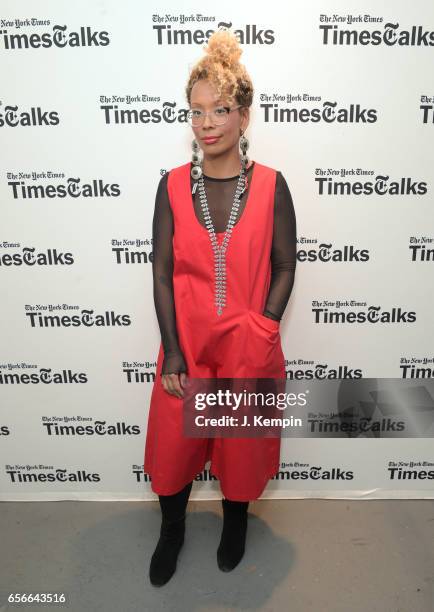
(144, 27, 297, 586)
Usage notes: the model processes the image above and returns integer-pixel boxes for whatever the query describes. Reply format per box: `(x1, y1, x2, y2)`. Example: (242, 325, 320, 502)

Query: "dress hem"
(144, 461, 280, 501)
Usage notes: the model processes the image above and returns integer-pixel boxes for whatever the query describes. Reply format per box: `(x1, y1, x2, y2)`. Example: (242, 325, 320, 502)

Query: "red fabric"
(144, 161, 285, 501)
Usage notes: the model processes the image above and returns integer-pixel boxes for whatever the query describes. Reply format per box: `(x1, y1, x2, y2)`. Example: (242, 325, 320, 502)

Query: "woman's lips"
(202, 136, 220, 144)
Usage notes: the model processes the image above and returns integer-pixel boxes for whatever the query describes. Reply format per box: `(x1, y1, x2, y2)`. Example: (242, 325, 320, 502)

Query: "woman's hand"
(161, 350, 188, 399)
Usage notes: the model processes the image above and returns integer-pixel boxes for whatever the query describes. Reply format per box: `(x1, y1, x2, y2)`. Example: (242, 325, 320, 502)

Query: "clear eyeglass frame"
(187, 105, 242, 127)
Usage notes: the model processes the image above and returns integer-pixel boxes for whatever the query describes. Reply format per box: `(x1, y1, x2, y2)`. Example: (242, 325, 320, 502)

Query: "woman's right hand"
(161, 350, 188, 399)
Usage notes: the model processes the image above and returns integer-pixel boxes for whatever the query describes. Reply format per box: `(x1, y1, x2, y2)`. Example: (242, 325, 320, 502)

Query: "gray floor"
(1, 497, 433, 612)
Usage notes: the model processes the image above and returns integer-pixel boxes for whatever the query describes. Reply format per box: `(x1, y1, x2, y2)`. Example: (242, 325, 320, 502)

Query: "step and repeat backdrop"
(1, 1, 434, 501)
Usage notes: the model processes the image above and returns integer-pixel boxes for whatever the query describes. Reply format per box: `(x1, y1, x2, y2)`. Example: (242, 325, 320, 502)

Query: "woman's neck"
(201, 155, 251, 179)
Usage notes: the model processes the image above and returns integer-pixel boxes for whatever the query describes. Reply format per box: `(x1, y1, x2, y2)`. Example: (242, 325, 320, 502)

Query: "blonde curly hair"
(185, 27, 253, 109)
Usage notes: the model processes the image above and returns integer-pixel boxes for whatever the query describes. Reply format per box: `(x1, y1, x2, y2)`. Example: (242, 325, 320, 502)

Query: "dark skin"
(161, 78, 251, 399)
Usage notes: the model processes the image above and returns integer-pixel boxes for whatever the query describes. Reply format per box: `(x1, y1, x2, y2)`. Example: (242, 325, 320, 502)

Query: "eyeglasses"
(187, 105, 242, 127)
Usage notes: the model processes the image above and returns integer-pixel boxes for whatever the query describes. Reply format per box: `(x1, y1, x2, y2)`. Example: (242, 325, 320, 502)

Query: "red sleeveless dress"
(144, 160, 285, 501)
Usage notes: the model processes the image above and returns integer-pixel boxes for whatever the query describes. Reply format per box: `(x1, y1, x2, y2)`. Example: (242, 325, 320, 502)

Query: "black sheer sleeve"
(263, 171, 297, 321)
(152, 172, 187, 375)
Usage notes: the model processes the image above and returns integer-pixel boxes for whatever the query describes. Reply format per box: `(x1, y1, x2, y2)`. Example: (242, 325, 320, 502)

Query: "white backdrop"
(1, 0, 434, 501)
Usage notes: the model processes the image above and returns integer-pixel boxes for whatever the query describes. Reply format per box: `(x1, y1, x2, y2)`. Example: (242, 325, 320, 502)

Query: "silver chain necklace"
(192, 166, 247, 316)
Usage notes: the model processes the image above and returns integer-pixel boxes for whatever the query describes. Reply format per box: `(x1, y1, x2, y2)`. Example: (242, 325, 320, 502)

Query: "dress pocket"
(248, 310, 280, 333)
(240, 309, 283, 377)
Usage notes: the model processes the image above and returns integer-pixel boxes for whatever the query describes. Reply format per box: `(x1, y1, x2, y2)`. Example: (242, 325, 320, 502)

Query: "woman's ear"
(241, 107, 250, 132)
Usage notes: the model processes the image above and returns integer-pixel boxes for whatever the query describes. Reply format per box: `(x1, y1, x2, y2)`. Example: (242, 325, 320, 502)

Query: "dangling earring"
(239, 132, 249, 171)
(191, 138, 203, 180)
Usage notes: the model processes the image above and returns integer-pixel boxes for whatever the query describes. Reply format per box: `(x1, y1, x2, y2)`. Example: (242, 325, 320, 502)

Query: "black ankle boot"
(149, 514, 186, 586)
(217, 498, 249, 572)
(149, 481, 193, 587)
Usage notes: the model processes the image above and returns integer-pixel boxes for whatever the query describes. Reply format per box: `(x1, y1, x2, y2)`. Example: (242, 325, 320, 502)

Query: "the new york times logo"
(297, 241, 369, 263)
(112, 239, 153, 265)
(309, 414, 405, 435)
(274, 465, 354, 480)
(41, 417, 140, 436)
(152, 20, 275, 45)
(334, 379, 434, 438)
(0, 245, 74, 267)
(122, 362, 158, 384)
(24, 305, 131, 328)
(7, 173, 121, 199)
(388, 457, 434, 480)
(311, 302, 416, 324)
(285, 362, 363, 380)
(0, 366, 87, 385)
(420, 95, 434, 124)
(0, 105, 59, 127)
(0, 21, 110, 50)
(100, 99, 209, 125)
(400, 356, 434, 379)
(408, 236, 434, 263)
(315, 174, 427, 196)
(319, 18, 434, 46)
(5, 466, 101, 484)
(100, 99, 183, 125)
(260, 100, 377, 123)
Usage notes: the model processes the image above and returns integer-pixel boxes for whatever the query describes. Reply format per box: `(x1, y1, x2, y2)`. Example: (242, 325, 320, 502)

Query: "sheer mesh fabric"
(151, 161, 297, 375)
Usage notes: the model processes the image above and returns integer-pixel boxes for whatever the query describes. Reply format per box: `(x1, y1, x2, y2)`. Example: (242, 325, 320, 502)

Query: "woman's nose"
(202, 112, 215, 128)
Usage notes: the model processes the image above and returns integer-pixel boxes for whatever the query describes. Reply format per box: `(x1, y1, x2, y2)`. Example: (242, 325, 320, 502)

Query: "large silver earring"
(191, 138, 203, 180)
(240, 133, 249, 170)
